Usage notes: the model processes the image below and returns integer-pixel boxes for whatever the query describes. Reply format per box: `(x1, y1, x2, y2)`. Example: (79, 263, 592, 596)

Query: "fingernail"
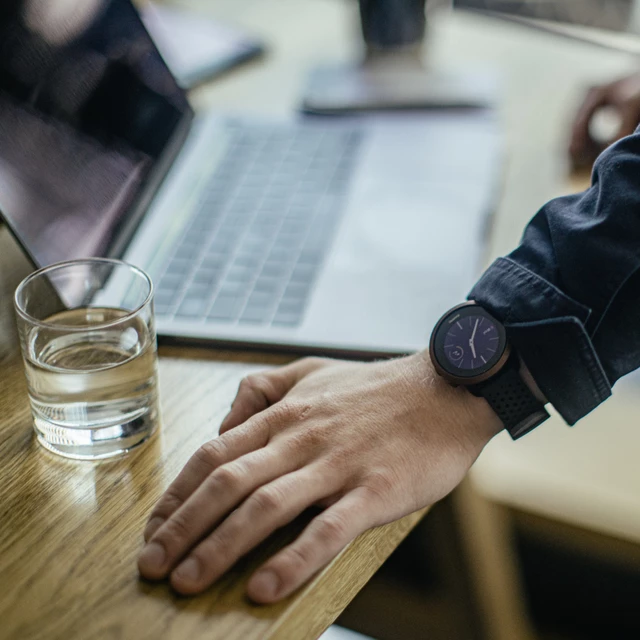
(143, 517, 164, 541)
(174, 556, 201, 583)
(138, 542, 166, 572)
(251, 570, 280, 599)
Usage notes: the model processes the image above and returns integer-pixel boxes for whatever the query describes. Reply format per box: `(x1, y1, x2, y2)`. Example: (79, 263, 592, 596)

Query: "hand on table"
(137, 353, 502, 602)
(570, 72, 640, 168)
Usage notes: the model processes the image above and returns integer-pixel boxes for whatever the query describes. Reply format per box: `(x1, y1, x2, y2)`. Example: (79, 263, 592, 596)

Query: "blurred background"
(142, 1, 640, 638)
(7, 0, 640, 637)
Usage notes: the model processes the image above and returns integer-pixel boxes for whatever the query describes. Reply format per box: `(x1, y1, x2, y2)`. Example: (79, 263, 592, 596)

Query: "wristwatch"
(429, 302, 549, 440)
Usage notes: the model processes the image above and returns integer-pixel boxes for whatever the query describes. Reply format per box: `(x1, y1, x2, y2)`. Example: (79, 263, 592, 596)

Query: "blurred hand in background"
(570, 71, 640, 168)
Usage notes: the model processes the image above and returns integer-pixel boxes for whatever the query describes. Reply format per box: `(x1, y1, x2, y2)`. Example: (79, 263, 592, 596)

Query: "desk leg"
(452, 479, 537, 640)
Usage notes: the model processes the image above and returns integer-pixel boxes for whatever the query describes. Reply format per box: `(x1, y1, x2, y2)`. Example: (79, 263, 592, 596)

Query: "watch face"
(430, 303, 508, 382)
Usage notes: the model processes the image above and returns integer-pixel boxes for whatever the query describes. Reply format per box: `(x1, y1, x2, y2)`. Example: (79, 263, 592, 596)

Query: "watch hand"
(470, 319, 479, 343)
(470, 319, 479, 358)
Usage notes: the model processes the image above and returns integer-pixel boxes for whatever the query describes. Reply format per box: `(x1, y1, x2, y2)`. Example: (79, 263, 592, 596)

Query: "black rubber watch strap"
(470, 358, 550, 440)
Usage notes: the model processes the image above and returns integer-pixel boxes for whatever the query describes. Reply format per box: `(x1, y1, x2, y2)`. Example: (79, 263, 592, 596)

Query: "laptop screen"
(0, 0, 192, 267)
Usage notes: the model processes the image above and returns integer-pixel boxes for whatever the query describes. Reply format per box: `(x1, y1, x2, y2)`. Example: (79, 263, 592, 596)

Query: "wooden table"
(2, 1, 637, 638)
(0, 224, 425, 640)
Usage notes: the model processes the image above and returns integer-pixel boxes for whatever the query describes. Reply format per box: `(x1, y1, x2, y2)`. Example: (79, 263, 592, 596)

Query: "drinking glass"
(14, 258, 160, 460)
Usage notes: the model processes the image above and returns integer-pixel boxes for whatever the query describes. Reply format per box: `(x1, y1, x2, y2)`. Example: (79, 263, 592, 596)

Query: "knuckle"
(281, 544, 313, 573)
(362, 469, 395, 502)
(242, 373, 272, 397)
(271, 399, 297, 420)
(289, 424, 323, 450)
(152, 487, 184, 516)
(300, 356, 325, 369)
(194, 439, 227, 472)
(314, 511, 350, 545)
(262, 401, 299, 431)
(247, 484, 286, 514)
(207, 522, 239, 556)
(207, 461, 245, 492)
(160, 512, 192, 545)
(151, 488, 184, 518)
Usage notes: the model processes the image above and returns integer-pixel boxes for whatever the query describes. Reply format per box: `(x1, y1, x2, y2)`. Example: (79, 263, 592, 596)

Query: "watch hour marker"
(483, 327, 493, 334)
(456, 322, 462, 330)
(480, 355, 487, 364)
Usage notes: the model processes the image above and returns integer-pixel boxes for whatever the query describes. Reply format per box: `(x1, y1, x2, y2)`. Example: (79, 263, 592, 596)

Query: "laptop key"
(268, 248, 296, 264)
(261, 262, 289, 279)
(166, 257, 193, 274)
(218, 280, 251, 300)
(290, 264, 315, 283)
(226, 266, 255, 283)
(176, 297, 208, 319)
(157, 273, 183, 291)
(239, 304, 270, 324)
(246, 291, 273, 307)
(283, 282, 307, 299)
(234, 253, 262, 269)
(272, 311, 303, 327)
(201, 253, 228, 269)
(298, 249, 323, 265)
(208, 294, 244, 321)
(278, 298, 306, 314)
(193, 269, 222, 286)
(253, 277, 281, 294)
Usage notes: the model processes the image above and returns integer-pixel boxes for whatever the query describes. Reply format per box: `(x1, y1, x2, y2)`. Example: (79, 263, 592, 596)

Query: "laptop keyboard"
(154, 122, 363, 327)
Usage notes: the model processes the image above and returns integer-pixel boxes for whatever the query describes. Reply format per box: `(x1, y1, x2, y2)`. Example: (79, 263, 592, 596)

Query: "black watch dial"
(430, 303, 508, 382)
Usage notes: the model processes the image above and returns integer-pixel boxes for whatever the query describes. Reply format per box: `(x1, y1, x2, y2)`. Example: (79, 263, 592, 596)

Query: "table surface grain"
(0, 226, 426, 640)
(4, 0, 634, 637)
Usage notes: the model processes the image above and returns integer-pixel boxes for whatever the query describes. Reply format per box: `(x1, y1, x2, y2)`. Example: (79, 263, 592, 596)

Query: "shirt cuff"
(469, 257, 611, 425)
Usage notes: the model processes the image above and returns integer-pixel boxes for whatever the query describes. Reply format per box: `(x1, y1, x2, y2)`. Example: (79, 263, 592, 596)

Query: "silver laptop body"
(124, 111, 501, 357)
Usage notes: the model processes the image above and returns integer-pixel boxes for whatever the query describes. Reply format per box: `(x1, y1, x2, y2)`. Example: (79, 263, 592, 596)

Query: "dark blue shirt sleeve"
(469, 127, 640, 425)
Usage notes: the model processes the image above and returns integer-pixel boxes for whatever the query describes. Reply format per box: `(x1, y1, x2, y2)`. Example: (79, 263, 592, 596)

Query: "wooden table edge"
(266, 507, 429, 639)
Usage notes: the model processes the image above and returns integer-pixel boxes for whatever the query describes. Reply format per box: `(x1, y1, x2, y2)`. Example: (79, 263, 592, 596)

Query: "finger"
(569, 86, 609, 162)
(170, 463, 342, 595)
(247, 488, 377, 603)
(138, 439, 305, 581)
(618, 100, 640, 139)
(219, 358, 325, 435)
(143, 420, 270, 543)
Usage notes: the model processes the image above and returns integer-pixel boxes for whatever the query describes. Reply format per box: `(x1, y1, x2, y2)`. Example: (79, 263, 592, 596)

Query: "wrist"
(429, 302, 550, 440)
(412, 350, 504, 454)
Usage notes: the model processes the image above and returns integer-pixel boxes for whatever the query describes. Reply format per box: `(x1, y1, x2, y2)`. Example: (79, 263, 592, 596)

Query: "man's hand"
(137, 353, 502, 603)
(570, 72, 640, 168)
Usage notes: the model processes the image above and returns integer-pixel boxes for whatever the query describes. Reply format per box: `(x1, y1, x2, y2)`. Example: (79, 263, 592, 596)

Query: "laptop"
(0, 0, 502, 358)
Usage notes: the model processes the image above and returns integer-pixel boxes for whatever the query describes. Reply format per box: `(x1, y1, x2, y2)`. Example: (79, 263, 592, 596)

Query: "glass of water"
(14, 258, 160, 460)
